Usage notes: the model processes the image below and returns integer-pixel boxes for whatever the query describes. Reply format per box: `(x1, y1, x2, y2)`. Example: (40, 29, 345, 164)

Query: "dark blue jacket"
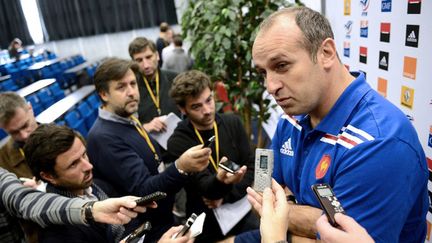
(87, 116, 187, 242)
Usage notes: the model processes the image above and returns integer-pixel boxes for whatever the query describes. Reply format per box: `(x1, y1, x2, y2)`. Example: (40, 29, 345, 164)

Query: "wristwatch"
(81, 201, 96, 224)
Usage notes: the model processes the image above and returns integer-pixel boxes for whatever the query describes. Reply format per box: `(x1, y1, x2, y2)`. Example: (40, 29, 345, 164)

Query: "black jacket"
(167, 113, 256, 242)
(137, 69, 180, 123)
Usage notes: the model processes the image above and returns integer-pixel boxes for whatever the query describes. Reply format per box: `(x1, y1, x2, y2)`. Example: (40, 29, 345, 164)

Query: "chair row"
(0, 78, 19, 92)
(40, 56, 86, 89)
(26, 82, 66, 115)
(56, 93, 101, 138)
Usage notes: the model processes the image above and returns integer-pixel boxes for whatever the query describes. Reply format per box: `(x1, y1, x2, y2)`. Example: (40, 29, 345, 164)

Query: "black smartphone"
(172, 213, 198, 239)
(135, 191, 167, 206)
(123, 221, 151, 243)
(311, 183, 345, 226)
(202, 135, 215, 148)
(218, 160, 240, 174)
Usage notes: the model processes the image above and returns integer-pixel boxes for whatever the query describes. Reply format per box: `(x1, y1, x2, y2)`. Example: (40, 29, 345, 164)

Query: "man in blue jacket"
(87, 58, 211, 242)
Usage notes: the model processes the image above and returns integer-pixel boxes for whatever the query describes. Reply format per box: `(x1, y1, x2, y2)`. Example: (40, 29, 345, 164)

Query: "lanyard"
(130, 115, 160, 162)
(194, 122, 219, 172)
(143, 71, 161, 115)
(19, 148, 25, 157)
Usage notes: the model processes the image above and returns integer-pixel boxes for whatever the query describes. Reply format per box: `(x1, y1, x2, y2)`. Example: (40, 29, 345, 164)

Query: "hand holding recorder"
(316, 213, 374, 243)
(175, 144, 211, 174)
(216, 157, 247, 184)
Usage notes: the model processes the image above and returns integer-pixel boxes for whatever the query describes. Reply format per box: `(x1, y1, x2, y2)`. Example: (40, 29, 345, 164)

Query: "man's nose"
(19, 129, 31, 142)
(82, 159, 93, 171)
(202, 103, 212, 114)
(266, 73, 282, 96)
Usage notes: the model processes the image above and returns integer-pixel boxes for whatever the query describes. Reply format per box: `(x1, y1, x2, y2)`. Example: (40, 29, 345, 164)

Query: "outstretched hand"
(255, 179, 290, 243)
(92, 196, 153, 225)
(216, 157, 247, 184)
(177, 144, 211, 173)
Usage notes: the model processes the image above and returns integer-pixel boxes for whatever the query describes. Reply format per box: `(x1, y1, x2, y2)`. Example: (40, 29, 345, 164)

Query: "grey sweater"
(0, 167, 85, 227)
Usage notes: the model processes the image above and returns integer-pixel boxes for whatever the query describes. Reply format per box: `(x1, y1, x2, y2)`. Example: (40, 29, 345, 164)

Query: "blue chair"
(47, 53, 57, 59)
(75, 55, 85, 65)
(77, 102, 95, 129)
(41, 67, 54, 79)
(34, 55, 44, 62)
(56, 120, 66, 126)
(64, 110, 88, 137)
(26, 94, 43, 115)
(0, 129, 7, 141)
(49, 82, 65, 101)
(2, 79, 19, 91)
(86, 93, 101, 108)
(37, 88, 55, 108)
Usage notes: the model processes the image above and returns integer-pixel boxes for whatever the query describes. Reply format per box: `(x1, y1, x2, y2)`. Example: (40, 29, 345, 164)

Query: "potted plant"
(181, 0, 302, 148)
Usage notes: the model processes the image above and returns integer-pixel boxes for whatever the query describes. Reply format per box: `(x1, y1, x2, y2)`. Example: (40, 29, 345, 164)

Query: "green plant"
(181, 0, 301, 148)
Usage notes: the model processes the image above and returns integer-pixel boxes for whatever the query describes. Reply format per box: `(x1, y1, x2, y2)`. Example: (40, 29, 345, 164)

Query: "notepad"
(149, 113, 182, 150)
(213, 196, 251, 235)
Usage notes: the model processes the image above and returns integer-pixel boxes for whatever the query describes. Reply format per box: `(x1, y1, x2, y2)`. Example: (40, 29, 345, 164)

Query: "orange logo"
(427, 220, 431, 241)
(344, 0, 351, 15)
(316, 155, 331, 179)
(403, 56, 417, 80)
(377, 77, 388, 98)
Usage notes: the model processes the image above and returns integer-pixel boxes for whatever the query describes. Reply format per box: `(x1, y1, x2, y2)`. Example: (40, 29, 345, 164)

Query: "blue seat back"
(37, 88, 55, 108)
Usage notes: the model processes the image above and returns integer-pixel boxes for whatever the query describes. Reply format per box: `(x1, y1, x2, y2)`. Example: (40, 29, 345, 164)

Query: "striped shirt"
(0, 167, 86, 227)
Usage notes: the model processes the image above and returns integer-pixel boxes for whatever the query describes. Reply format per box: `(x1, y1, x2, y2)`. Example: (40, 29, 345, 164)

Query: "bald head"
(256, 7, 335, 62)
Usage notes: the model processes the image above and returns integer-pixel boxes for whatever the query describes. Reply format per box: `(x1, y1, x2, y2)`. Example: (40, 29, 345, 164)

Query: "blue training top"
(272, 72, 428, 242)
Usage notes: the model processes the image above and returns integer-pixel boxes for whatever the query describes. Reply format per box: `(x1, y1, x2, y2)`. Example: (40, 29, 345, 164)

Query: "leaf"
(182, 0, 302, 145)
(222, 38, 231, 50)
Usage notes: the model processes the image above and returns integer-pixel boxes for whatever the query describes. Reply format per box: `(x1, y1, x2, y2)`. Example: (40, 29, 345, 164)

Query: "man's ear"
(319, 38, 338, 69)
(98, 91, 109, 104)
(178, 105, 186, 115)
(26, 102, 35, 116)
(40, 171, 56, 185)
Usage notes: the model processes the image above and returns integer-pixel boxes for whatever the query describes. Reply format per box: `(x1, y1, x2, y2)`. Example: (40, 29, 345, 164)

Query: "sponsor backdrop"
(325, 0, 432, 240)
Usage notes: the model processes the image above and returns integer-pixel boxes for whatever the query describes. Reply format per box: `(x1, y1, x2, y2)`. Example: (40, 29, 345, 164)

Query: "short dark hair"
(259, 6, 335, 62)
(93, 58, 139, 103)
(169, 70, 212, 107)
(0, 92, 27, 126)
(173, 34, 183, 47)
(128, 37, 157, 59)
(24, 124, 84, 181)
(159, 22, 169, 32)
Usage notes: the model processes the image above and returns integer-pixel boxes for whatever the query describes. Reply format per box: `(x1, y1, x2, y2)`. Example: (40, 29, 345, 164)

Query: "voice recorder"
(172, 213, 198, 239)
(202, 135, 215, 148)
(253, 148, 273, 192)
(311, 183, 345, 226)
(135, 191, 167, 206)
(123, 221, 151, 243)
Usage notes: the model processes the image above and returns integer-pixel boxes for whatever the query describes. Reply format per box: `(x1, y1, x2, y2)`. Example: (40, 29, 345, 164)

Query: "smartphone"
(135, 191, 167, 206)
(202, 135, 215, 148)
(19, 177, 33, 183)
(311, 183, 345, 226)
(218, 160, 240, 174)
(253, 149, 274, 192)
(123, 221, 152, 243)
(172, 213, 198, 239)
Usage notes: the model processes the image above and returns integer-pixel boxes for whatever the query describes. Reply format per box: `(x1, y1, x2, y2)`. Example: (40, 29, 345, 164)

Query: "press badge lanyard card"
(130, 115, 165, 172)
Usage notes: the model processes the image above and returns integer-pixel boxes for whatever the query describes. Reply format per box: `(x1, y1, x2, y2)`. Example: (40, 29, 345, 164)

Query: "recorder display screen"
(259, 155, 268, 169)
(318, 188, 333, 197)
